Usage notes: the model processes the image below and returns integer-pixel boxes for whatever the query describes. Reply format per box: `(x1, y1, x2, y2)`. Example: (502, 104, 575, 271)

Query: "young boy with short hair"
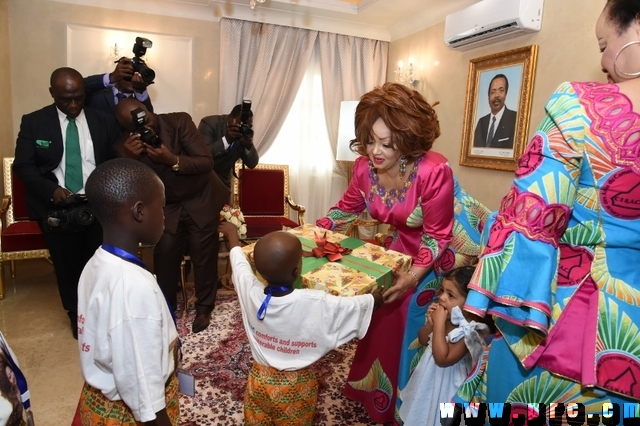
(219, 222, 384, 425)
(76, 158, 180, 426)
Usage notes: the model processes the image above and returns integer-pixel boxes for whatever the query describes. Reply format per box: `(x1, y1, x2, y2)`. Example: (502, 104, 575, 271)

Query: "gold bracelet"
(407, 270, 419, 287)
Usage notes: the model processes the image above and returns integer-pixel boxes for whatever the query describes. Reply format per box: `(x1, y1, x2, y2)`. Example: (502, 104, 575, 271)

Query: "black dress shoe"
(192, 313, 211, 333)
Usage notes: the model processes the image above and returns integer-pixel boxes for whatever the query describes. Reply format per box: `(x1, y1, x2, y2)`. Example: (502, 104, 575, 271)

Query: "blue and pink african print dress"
(456, 82, 640, 415)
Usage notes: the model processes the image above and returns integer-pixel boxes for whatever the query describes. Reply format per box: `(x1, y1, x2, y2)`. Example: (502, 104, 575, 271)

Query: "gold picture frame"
(459, 45, 538, 171)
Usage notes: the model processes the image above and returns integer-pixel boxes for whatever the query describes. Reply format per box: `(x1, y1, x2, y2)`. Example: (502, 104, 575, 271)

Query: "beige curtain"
(317, 33, 388, 177)
(220, 19, 388, 166)
(220, 19, 317, 154)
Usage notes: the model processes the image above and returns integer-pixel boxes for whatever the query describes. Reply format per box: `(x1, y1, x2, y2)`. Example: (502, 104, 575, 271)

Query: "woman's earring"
(615, 40, 640, 77)
(399, 155, 407, 179)
(368, 159, 374, 169)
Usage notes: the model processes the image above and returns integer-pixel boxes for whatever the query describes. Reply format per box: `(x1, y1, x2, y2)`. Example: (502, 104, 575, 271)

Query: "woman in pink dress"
(317, 83, 489, 424)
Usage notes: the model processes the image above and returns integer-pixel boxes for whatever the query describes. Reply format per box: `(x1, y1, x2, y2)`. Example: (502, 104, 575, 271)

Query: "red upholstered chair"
(0, 157, 50, 299)
(233, 163, 306, 240)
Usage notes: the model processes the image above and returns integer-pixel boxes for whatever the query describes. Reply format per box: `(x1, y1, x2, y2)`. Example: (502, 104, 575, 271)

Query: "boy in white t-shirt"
(219, 222, 383, 425)
(75, 158, 180, 426)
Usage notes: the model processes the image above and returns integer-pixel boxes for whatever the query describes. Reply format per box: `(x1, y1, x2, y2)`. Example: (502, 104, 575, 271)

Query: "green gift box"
(242, 224, 412, 296)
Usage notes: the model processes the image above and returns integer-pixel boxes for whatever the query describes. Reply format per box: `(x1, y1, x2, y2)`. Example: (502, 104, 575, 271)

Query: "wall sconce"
(395, 57, 418, 87)
(111, 43, 121, 60)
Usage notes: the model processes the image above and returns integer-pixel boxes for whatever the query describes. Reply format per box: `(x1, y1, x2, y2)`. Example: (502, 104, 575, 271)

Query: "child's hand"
(431, 303, 448, 325)
(427, 302, 439, 317)
(218, 221, 241, 248)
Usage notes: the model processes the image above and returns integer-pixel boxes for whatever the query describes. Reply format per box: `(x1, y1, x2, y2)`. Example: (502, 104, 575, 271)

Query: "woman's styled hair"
(605, 0, 640, 34)
(349, 82, 440, 160)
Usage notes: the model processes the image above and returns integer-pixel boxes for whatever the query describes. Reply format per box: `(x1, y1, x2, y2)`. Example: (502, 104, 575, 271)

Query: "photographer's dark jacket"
(13, 104, 119, 225)
(126, 112, 230, 234)
(198, 114, 259, 189)
(84, 74, 154, 116)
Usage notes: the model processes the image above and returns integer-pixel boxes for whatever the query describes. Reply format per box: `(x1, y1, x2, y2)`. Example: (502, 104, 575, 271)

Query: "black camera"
(130, 108, 162, 148)
(239, 100, 254, 138)
(47, 194, 94, 229)
(130, 37, 155, 84)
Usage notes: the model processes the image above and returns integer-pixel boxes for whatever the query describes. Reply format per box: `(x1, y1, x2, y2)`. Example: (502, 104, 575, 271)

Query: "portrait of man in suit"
(473, 73, 518, 149)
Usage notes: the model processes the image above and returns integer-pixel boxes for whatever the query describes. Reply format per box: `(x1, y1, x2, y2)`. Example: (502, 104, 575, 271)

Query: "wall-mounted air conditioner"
(444, 0, 544, 51)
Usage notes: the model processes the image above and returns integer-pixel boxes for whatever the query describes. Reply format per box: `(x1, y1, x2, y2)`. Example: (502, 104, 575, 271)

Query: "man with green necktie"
(13, 67, 120, 339)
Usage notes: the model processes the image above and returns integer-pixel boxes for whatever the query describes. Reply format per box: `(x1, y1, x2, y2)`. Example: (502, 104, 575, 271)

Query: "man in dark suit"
(114, 98, 230, 333)
(198, 104, 259, 189)
(13, 67, 119, 338)
(473, 73, 518, 149)
(84, 57, 154, 115)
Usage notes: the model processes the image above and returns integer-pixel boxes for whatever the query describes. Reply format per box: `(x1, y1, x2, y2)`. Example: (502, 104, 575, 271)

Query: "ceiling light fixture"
(249, 0, 267, 9)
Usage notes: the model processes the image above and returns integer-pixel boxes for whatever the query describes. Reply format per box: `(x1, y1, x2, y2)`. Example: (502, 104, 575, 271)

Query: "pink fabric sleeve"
(415, 162, 454, 268)
(316, 156, 368, 232)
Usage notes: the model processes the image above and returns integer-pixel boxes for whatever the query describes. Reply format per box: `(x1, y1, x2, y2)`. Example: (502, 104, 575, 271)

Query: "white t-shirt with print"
(77, 248, 180, 422)
(230, 246, 374, 371)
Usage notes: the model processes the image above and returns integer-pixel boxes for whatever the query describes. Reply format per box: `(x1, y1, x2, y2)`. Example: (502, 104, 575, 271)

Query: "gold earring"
(614, 40, 640, 77)
(399, 155, 407, 179)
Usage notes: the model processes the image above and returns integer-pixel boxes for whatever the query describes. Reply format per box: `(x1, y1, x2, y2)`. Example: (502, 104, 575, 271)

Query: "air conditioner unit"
(444, 0, 544, 51)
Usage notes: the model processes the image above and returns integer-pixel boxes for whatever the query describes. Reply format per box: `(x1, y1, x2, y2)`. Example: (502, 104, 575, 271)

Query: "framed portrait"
(459, 45, 538, 171)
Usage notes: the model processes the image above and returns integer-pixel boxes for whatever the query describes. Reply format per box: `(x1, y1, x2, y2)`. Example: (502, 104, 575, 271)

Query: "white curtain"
(220, 19, 388, 223)
(219, 19, 317, 154)
(317, 32, 389, 177)
(261, 49, 335, 222)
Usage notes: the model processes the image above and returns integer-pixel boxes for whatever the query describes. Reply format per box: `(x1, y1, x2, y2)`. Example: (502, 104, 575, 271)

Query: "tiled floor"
(0, 249, 229, 426)
(0, 258, 82, 425)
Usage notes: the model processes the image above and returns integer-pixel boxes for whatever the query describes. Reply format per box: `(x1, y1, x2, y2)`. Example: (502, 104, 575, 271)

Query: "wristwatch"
(171, 156, 180, 172)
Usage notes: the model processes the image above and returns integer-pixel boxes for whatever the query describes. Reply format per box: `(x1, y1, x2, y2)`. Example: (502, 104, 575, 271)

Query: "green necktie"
(65, 116, 83, 193)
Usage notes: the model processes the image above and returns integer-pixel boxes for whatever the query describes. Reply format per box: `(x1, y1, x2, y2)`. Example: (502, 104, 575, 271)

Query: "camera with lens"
(130, 37, 155, 84)
(47, 194, 94, 230)
(130, 107, 162, 148)
(239, 100, 254, 138)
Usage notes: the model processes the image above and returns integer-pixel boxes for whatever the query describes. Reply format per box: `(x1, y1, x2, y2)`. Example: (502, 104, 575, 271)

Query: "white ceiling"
(49, 0, 482, 41)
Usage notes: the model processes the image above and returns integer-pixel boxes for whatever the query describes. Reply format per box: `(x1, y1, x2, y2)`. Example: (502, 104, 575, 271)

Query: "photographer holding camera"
(114, 98, 230, 334)
(84, 37, 155, 116)
(13, 67, 119, 339)
(198, 102, 259, 189)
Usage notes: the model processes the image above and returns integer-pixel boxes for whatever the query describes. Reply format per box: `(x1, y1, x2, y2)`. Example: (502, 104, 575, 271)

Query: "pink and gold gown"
(317, 152, 489, 423)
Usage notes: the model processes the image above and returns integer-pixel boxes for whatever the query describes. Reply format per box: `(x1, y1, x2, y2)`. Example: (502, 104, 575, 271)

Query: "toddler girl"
(398, 266, 489, 426)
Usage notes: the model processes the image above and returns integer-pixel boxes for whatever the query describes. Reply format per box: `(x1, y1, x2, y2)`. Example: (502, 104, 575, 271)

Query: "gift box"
(241, 224, 412, 296)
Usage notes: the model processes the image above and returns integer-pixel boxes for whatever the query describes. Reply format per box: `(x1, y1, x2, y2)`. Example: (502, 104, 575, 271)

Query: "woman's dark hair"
(349, 82, 440, 160)
(605, 0, 640, 34)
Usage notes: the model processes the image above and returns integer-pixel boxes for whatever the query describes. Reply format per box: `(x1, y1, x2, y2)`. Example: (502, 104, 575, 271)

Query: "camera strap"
(229, 142, 247, 181)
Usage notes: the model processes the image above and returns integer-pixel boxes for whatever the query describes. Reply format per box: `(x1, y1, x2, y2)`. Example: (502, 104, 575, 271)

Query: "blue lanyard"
(0, 334, 30, 410)
(257, 286, 290, 321)
(101, 244, 177, 327)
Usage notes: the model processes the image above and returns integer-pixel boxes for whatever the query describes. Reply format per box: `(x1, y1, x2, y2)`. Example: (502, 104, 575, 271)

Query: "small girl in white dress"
(398, 266, 489, 426)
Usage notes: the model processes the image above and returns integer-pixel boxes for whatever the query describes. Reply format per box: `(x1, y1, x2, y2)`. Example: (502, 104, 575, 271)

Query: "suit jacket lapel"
(45, 104, 65, 165)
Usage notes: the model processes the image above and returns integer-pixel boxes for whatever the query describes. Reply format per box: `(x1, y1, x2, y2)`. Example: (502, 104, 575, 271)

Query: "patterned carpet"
(176, 291, 382, 425)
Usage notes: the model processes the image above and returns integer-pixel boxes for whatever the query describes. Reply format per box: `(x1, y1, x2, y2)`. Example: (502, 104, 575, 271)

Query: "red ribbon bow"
(303, 232, 352, 262)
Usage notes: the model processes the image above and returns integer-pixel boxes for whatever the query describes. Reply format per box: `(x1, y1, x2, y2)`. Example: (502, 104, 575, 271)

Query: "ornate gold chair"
(0, 157, 50, 299)
(233, 163, 306, 240)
